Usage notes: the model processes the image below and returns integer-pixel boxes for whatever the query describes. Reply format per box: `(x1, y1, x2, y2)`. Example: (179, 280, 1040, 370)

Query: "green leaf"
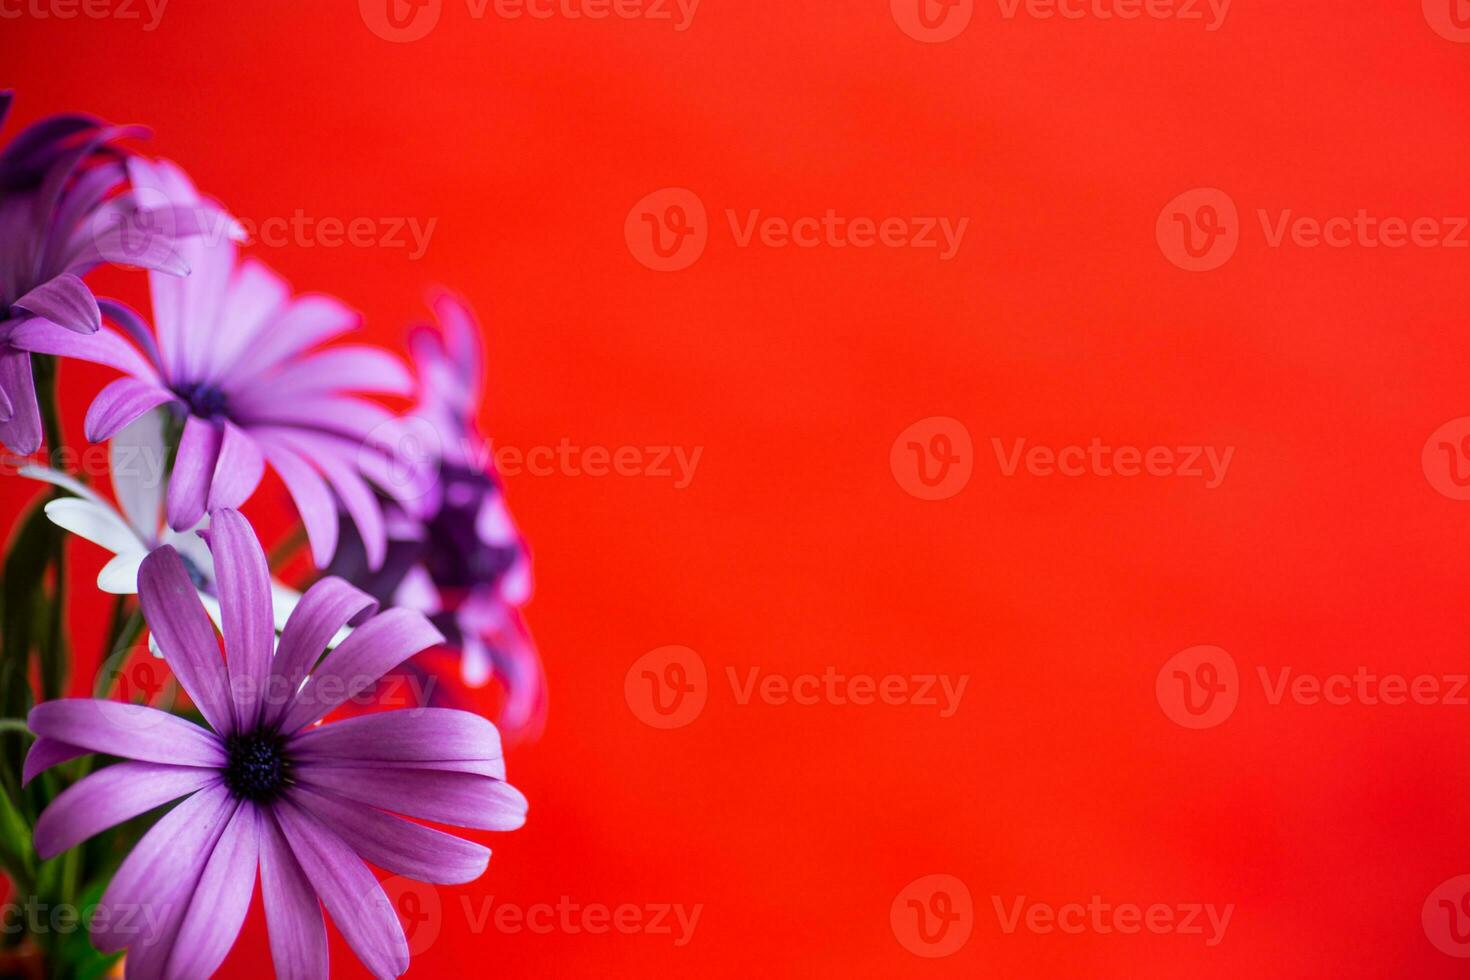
(1, 498, 57, 795)
(0, 780, 35, 892)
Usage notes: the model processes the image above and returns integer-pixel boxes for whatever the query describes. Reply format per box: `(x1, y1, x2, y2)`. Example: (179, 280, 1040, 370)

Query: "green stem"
(56, 845, 79, 933)
(33, 355, 66, 702)
(268, 524, 308, 572)
(94, 600, 145, 701)
(34, 355, 64, 471)
(161, 408, 183, 476)
(0, 501, 56, 801)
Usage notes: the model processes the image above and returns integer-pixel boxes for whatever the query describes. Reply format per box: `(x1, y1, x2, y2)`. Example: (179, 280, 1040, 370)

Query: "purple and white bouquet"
(0, 94, 544, 978)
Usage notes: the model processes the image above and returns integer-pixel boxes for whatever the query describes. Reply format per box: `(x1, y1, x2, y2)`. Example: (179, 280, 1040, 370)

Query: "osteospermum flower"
(48, 163, 416, 570)
(21, 409, 316, 640)
(0, 92, 235, 454)
(25, 508, 526, 979)
(328, 292, 545, 734)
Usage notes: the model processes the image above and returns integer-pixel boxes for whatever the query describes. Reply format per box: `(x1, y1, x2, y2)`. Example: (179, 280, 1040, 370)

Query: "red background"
(6, 0, 1470, 976)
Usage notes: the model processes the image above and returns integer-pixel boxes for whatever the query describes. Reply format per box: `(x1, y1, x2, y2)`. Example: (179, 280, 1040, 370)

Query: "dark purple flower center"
(174, 380, 230, 419)
(180, 554, 210, 590)
(423, 467, 519, 590)
(222, 731, 289, 802)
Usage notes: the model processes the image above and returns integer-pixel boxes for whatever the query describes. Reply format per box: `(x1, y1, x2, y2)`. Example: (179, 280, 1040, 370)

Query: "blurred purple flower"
(328, 292, 545, 737)
(46, 162, 419, 570)
(0, 92, 236, 454)
(25, 508, 525, 979)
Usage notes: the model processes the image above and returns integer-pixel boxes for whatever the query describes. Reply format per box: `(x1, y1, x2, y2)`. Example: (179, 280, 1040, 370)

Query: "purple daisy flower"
(328, 292, 545, 735)
(25, 508, 526, 979)
(43, 162, 418, 570)
(0, 92, 235, 454)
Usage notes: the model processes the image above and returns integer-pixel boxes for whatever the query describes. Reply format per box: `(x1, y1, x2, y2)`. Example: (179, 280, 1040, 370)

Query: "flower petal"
(118, 154, 201, 332)
(232, 295, 360, 383)
(0, 112, 101, 188)
(258, 807, 329, 980)
(125, 155, 198, 208)
(44, 161, 125, 270)
(206, 420, 265, 511)
(12, 273, 100, 333)
(97, 298, 164, 372)
(279, 610, 443, 734)
(9, 319, 159, 381)
(208, 508, 274, 732)
(110, 408, 168, 536)
(166, 416, 221, 531)
(83, 377, 174, 444)
(291, 766, 527, 832)
(28, 699, 224, 767)
(271, 581, 308, 633)
(98, 552, 145, 594)
(461, 634, 493, 687)
(482, 611, 546, 738)
(291, 784, 490, 885)
(347, 432, 441, 509)
(21, 736, 88, 785)
(199, 257, 291, 381)
(229, 394, 395, 446)
(17, 463, 105, 506)
(0, 347, 41, 455)
(262, 577, 377, 731)
(24, 118, 138, 222)
(288, 708, 502, 771)
(273, 799, 409, 980)
(138, 545, 234, 735)
(256, 437, 338, 568)
(165, 803, 259, 979)
(174, 237, 236, 381)
(43, 497, 141, 556)
(423, 290, 484, 409)
(305, 758, 503, 778)
(313, 453, 386, 571)
(50, 501, 135, 561)
(72, 212, 190, 278)
(251, 346, 414, 399)
(33, 761, 219, 859)
(100, 787, 238, 969)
